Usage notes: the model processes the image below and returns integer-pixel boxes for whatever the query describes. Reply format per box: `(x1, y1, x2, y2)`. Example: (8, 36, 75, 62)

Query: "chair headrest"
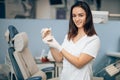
(4, 25, 19, 43)
(8, 25, 19, 40)
(13, 32, 28, 52)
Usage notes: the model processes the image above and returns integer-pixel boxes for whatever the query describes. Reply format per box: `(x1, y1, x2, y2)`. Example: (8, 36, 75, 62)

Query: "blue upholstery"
(8, 47, 24, 80)
(42, 67, 54, 72)
(8, 25, 19, 44)
(26, 76, 42, 80)
(8, 25, 19, 40)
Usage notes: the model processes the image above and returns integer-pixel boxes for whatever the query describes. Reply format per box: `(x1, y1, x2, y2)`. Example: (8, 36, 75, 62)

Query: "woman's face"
(72, 7, 86, 29)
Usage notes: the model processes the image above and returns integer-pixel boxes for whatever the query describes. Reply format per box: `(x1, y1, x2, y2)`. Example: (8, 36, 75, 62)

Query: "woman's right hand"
(42, 36, 62, 52)
(41, 28, 52, 39)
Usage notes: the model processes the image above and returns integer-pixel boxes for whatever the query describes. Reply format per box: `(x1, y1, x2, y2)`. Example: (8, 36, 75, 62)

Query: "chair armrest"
(41, 67, 54, 72)
(26, 76, 42, 80)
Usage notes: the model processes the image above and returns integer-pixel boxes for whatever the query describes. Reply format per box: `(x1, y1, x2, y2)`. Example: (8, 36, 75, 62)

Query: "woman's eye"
(72, 14, 76, 17)
(78, 14, 83, 17)
(72, 14, 84, 17)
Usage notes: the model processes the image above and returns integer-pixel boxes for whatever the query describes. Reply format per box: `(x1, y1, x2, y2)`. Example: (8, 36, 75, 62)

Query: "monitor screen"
(49, 0, 63, 5)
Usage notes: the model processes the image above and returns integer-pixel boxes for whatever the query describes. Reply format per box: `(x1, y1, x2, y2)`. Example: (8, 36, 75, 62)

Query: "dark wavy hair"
(68, 1, 97, 40)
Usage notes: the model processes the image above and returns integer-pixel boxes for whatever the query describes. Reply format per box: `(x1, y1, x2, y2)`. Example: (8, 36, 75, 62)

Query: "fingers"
(42, 35, 53, 44)
(41, 28, 51, 39)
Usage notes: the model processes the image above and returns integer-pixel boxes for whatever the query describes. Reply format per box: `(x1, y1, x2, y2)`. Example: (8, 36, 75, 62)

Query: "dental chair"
(5, 25, 45, 80)
(5, 25, 24, 80)
(5, 25, 57, 80)
(13, 32, 46, 80)
(13, 31, 60, 80)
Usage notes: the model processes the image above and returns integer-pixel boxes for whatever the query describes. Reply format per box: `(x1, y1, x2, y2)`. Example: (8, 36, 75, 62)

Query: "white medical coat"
(60, 35, 100, 80)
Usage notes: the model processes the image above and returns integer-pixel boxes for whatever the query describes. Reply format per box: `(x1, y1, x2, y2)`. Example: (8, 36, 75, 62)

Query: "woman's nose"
(75, 16, 80, 21)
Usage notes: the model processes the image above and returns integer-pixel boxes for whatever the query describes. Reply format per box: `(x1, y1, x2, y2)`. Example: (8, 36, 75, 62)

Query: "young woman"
(41, 1, 100, 80)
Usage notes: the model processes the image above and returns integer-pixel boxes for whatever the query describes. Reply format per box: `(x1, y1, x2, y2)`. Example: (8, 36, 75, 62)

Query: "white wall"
(36, 0, 56, 19)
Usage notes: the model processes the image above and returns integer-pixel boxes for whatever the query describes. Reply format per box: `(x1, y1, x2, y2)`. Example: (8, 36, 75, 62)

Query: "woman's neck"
(77, 28, 86, 37)
(72, 28, 86, 43)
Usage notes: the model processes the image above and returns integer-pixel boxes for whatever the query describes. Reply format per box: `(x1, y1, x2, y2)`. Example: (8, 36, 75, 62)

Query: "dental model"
(41, 28, 53, 41)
